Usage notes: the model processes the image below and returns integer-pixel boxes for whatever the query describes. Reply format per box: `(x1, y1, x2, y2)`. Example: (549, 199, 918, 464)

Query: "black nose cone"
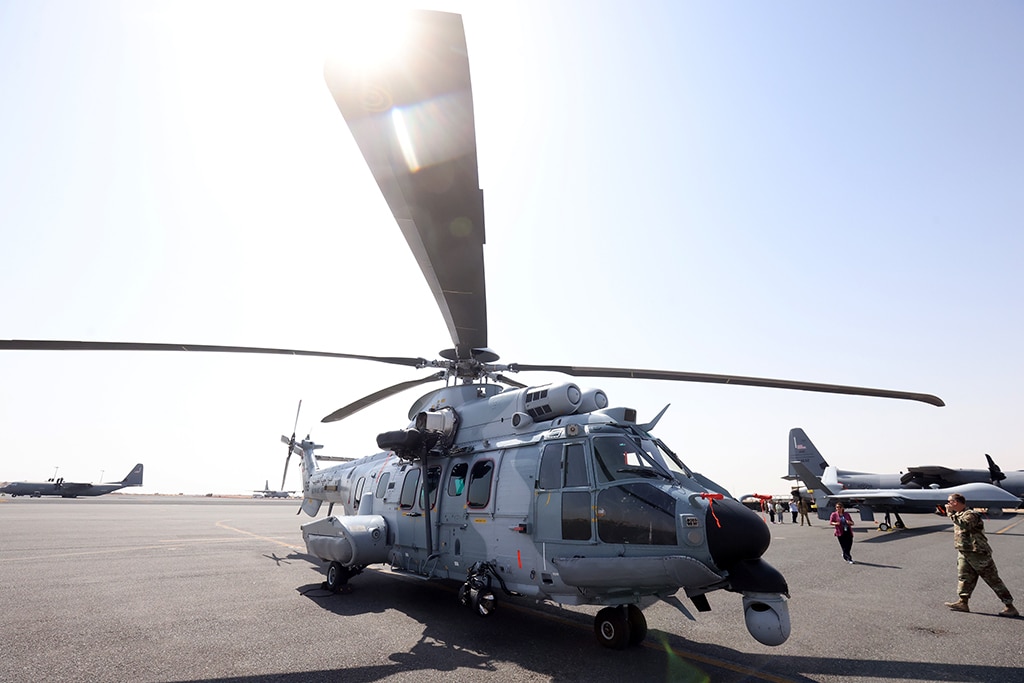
(705, 498, 771, 569)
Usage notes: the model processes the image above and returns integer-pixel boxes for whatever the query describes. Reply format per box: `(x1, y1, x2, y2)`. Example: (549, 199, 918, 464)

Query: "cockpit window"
(592, 435, 673, 483)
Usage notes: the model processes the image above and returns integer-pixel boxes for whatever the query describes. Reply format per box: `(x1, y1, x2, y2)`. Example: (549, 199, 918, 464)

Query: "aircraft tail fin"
(786, 428, 829, 481)
(120, 464, 144, 487)
(985, 454, 1006, 483)
(791, 461, 835, 520)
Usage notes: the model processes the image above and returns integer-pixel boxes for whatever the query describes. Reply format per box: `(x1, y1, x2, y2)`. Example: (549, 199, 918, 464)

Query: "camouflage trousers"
(957, 551, 1013, 605)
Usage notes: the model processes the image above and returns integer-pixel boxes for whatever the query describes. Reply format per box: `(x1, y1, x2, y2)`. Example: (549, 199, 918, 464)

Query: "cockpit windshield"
(592, 434, 676, 483)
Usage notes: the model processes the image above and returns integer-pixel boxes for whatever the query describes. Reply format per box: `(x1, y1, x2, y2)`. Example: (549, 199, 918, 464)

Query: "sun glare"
(391, 108, 421, 173)
(328, 8, 414, 73)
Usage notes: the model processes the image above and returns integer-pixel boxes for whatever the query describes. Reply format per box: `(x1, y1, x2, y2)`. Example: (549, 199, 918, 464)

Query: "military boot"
(944, 599, 969, 612)
(998, 604, 1019, 618)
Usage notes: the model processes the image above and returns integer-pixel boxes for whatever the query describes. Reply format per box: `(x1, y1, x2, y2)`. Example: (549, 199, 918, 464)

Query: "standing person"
(789, 499, 799, 524)
(775, 500, 786, 524)
(769, 502, 776, 524)
(829, 502, 855, 564)
(798, 497, 812, 526)
(944, 493, 1018, 617)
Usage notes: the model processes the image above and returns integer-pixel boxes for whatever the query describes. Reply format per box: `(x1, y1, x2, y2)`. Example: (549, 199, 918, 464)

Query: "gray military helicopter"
(0, 10, 944, 649)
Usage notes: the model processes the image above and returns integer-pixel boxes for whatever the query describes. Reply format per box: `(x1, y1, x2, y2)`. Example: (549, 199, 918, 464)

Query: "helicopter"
(0, 10, 945, 649)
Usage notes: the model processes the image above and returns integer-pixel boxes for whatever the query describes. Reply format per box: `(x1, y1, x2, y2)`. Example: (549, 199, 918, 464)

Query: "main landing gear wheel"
(594, 606, 632, 649)
(878, 522, 891, 531)
(325, 561, 354, 593)
(626, 604, 648, 645)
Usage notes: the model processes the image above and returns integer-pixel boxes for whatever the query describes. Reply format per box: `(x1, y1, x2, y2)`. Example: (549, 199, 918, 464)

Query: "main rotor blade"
(324, 10, 487, 360)
(321, 371, 447, 423)
(510, 364, 945, 407)
(0, 340, 426, 368)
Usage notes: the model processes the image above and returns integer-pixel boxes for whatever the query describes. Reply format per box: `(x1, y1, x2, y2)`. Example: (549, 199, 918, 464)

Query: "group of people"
(825, 494, 1018, 618)
(766, 496, 812, 526)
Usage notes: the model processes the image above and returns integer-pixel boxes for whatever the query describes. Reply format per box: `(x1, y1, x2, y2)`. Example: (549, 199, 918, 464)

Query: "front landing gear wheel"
(471, 588, 496, 616)
(594, 606, 631, 649)
(626, 604, 648, 645)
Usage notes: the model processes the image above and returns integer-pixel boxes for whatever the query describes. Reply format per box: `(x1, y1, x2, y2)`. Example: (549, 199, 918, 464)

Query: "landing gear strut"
(878, 512, 906, 532)
(594, 605, 648, 649)
(457, 561, 518, 617)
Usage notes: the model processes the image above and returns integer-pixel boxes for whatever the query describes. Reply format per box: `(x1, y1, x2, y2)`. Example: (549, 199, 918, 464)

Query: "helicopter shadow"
(288, 562, 803, 682)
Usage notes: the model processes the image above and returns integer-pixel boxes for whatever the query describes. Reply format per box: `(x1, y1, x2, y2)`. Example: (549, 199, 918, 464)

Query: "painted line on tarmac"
(215, 520, 304, 550)
(994, 516, 1024, 534)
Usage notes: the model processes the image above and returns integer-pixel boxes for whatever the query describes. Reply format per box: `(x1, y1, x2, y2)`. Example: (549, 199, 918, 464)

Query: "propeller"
(282, 400, 302, 490)
(0, 12, 945, 432)
(321, 371, 446, 423)
(0, 340, 427, 368)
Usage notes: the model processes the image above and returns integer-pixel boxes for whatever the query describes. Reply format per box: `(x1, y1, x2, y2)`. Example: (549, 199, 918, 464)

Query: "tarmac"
(1, 496, 1021, 683)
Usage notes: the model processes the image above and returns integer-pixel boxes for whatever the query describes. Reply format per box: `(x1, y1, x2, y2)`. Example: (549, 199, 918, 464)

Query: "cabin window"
(597, 483, 677, 545)
(538, 442, 590, 489)
(565, 443, 588, 487)
(354, 476, 366, 505)
(538, 444, 561, 489)
(447, 462, 468, 496)
(467, 460, 494, 508)
(399, 468, 421, 509)
(375, 472, 390, 499)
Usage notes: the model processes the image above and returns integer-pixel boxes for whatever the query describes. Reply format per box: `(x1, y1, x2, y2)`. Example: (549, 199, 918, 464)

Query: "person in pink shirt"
(829, 502, 855, 564)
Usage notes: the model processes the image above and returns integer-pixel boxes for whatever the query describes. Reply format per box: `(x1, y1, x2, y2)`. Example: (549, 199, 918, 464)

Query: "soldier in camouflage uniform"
(944, 492, 1019, 617)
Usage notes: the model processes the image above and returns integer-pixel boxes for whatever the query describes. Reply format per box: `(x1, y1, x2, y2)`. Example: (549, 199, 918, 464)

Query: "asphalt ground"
(1, 496, 1021, 683)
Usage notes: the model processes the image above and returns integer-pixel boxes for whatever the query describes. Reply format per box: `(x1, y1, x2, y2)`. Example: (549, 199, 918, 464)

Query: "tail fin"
(121, 464, 144, 487)
(986, 454, 1006, 483)
(786, 428, 829, 481)
(790, 460, 835, 521)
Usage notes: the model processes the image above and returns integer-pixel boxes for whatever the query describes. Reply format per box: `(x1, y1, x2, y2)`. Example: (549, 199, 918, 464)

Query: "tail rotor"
(282, 400, 302, 490)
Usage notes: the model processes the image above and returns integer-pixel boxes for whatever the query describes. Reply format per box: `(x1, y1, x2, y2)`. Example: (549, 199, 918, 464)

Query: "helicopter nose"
(704, 497, 789, 596)
(704, 498, 770, 569)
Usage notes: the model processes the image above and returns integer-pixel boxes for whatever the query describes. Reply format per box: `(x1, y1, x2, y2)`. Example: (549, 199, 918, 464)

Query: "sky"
(1, 1, 1022, 498)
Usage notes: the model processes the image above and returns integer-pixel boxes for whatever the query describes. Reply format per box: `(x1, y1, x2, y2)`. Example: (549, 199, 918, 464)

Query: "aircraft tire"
(878, 522, 891, 532)
(626, 605, 647, 646)
(458, 583, 471, 607)
(325, 561, 347, 592)
(471, 588, 496, 617)
(987, 508, 1005, 518)
(594, 606, 631, 649)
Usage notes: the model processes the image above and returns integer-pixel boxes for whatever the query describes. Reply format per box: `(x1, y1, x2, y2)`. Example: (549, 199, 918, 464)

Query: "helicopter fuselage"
(294, 381, 791, 646)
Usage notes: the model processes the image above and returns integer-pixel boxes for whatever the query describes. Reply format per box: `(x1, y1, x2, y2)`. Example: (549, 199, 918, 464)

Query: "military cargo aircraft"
(0, 464, 143, 498)
(786, 427, 1024, 496)
(786, 429, 1020, 530)
(252, 480, 296, 499)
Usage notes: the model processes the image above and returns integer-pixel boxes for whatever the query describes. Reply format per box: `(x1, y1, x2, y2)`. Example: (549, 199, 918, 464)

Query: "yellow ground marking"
(215, 520, 303, 550)
(994, 516, 1024, 534)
